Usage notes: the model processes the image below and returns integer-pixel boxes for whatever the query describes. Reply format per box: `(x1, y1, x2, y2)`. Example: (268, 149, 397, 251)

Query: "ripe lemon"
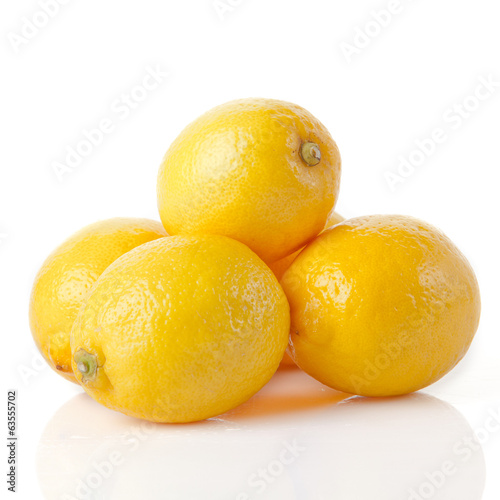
(273, 211, 345, 368)
(29, 218, 167, 383)
(270, 211, 345, 282)
(281, 215, 481, 396)
(70, 235, 290, 423)
(157, 98, 341, 264)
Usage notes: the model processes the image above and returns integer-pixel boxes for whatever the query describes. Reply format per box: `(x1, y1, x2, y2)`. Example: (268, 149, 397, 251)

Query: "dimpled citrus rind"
(29, 218, 167, 383)
(157, 98, 341, 264)
(281, 214, 481, 396)
(275, 211, 345, 368)
(71, 234, 290, 423)
(270, 210, 345, 283)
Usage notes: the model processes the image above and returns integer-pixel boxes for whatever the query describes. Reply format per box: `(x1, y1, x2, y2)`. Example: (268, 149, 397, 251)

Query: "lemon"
(70, 235, 290, 423)
(157, 98, 341, 264)
(270, 210, 345, 282)
(281, 215, 481, 396)
(274, 211, 344, 368)
(29, 218, 167, 383)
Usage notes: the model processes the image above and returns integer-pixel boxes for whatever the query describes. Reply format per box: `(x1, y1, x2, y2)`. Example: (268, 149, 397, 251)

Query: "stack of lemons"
(30, 98, 481, 423)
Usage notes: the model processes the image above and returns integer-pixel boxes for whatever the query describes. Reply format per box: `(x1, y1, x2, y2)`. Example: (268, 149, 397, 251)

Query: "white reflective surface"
(37, 369, 486, 500)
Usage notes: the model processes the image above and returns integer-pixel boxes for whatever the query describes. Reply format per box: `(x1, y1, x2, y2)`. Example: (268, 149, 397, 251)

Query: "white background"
(1, 0, 500, 498)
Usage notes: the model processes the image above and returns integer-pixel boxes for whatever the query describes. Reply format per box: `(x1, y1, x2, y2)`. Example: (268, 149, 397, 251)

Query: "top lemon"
(157, 98, 341, 263)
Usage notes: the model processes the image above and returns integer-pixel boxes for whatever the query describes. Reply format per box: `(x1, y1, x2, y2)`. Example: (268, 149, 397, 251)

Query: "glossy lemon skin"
(29, 218, 167, 383)
(281, 215, 481, 396)
(273, 211, 345, 368)
(157, 98, 341, 264)
(270, 211, 345, 282)
(70, 235, 290, 423)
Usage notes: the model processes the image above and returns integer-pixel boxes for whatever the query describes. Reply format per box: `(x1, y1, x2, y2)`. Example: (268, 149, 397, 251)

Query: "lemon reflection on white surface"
(37, 370, 485, 500)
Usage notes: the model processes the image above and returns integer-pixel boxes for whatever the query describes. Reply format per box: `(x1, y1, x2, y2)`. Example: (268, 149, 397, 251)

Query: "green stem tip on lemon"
(74, 349, 98, 382)
(300, 142, 321, 166)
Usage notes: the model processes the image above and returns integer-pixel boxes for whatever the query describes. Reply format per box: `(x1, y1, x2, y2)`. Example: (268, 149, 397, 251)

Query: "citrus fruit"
(29, 218, 167, 383)
(281, 215, 481, 396)
(70, 234, 290, 423)
(270, 210, 345, 282)
(157, 98, 341, 264)
(274, 211, 344, 368)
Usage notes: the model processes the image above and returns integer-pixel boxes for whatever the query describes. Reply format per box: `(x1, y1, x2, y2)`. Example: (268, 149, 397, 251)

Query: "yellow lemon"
(70, 235, 290, 423)
(274, 211, 345, 368)
(281, 215, 481, 396)
(157, 98, 341, 264)
(270, 211, 345, 282)
(29, 218, 167, 383)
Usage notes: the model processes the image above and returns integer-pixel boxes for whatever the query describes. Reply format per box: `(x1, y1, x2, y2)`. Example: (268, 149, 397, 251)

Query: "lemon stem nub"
(74, 349, 98, 382)
(77, 361, 89, 374)
(300, 142, 321, 166)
